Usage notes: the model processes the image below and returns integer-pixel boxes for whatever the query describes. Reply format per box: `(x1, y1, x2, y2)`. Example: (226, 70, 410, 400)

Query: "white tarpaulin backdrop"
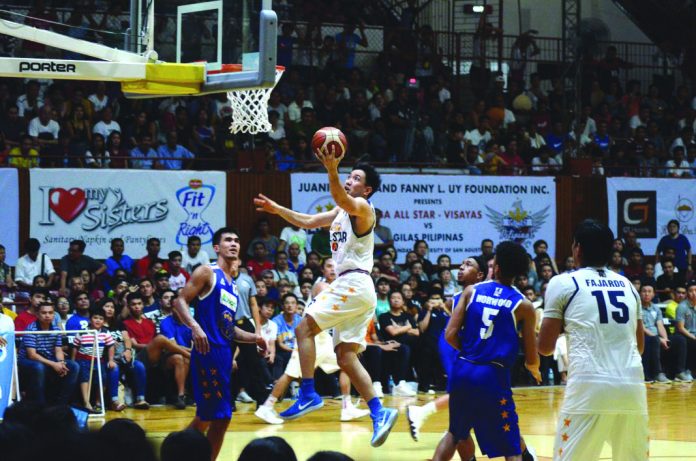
(30, 169, 227, 258)
(607, 177, 696, 255)
(291, 174, 556, 263)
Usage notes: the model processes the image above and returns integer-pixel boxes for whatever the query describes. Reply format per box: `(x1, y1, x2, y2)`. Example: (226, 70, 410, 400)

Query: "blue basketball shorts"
(191, 345, 233, 421)
(448, 358, 521, 458)
(438, 332, 458, 391)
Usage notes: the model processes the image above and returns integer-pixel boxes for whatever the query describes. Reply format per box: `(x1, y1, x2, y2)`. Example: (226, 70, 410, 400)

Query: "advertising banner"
(30, 169, 227, 258)
(291, 174, 556, 263)
(607, 178, 696, 255)
(0, 169, 19, 264)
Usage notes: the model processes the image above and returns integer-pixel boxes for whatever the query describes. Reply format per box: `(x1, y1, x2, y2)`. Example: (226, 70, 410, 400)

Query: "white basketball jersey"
(329, 205, 374, 274)
(544, 267, 647, 415)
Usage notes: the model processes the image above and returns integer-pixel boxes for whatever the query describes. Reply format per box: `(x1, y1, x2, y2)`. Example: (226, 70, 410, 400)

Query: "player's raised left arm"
(254, 194, 340, 229)
(445, 285, 473, 350)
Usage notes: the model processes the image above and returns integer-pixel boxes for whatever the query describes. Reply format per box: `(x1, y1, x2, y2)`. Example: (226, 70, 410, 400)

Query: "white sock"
(422, 401, 437, 417)
(264, 395, 277, 408)
(341, 395, 352, 409)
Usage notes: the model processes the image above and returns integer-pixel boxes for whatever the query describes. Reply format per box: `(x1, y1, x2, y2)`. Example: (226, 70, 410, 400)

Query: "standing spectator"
(656, 219, 692, 273)
(105, 238, 134, 279)
(672, 280, 696, 382)
(8, 135, 39, 168)
(156, 131, 195, 170)
(130, 134, 158, 169)
(277, 23, 297, 68)
(181, 235, 211, 274)
(272, 293, 302, 379)
(71, 306, 116, 411)
(416, 290, 449, 393)
(136, 238, 162, 279)
(385, 88, 416, 161)
(92, 107, 121, 141)
(335, 20, 368, 70)
(59, 240, 106, 296)
(17, 301, 79, 404)
(28, 106, 61, 167)
(509, 30, 539, 88)
(640, 284, 670, 383)
(14, 238, 55, 290)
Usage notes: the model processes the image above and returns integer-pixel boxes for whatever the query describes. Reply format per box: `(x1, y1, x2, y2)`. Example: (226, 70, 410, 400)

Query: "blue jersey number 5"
(591, 290, 629, 324)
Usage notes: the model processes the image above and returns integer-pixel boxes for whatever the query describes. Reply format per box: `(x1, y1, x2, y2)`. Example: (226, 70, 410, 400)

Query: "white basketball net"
(227, 67, 285, 134)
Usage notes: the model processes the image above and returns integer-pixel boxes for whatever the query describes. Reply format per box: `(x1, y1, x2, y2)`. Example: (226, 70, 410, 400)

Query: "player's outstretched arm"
(174, 265, 213, 354)
(254, 193, 339, 229)
(445, 285, 473, 350)
(516, 300, 541, 383)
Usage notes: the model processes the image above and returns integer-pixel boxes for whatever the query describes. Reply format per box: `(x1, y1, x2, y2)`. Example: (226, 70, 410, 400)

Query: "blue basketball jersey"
(195, 264, 240, 347)
(459, 281, 524, 368)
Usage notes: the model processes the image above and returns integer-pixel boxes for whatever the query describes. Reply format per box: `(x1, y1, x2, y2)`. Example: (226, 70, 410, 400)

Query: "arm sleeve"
(544, 274, 576, 320)
(676, 305, 686, 323)
(45, 256, 56, 275)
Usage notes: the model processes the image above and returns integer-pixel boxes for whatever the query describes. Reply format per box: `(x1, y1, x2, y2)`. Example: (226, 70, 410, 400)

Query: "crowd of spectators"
(1, 214, 695, 414)
(0, 399, 351, 461)
(1, 4, 696, 175)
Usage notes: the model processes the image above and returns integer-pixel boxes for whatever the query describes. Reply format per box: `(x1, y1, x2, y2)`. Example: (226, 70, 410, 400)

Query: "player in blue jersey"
(439, 241, 541, 461)
(173, 227, 266, 461)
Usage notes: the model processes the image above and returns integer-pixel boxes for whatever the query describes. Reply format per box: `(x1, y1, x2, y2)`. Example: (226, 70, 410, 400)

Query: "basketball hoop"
(220, 64, 285, 134)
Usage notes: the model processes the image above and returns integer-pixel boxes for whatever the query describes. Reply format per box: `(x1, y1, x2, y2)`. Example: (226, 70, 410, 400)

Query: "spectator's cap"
(155, 269, 170, 280)
(376, 277, 390, 286)
(24, 238, 40, 252)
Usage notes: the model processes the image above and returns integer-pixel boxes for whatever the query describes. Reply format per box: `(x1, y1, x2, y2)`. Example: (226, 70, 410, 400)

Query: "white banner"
(291, 173, 556, 263)
(0, 169, 19, 264)
(30, 169, 227, 259)
(607, 178, 696, 255)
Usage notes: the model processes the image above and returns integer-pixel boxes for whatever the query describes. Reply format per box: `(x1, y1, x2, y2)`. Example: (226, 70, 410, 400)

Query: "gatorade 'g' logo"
(617, 191, 656, 238)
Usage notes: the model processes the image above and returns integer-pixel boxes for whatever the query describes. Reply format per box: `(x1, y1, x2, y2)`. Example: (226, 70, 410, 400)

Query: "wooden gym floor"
(96, 383, 696, 460)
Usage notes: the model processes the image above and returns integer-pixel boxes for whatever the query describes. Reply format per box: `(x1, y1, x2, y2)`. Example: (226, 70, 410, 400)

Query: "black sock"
(521, 447, 534, 461)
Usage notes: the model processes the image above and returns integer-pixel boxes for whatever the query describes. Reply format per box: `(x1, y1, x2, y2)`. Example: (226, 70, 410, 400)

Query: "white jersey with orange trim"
(329, 204, 375, 274)
(544, 266, 647, 415)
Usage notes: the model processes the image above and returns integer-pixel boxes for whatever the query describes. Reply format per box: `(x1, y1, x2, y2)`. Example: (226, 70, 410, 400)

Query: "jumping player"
(173, 227, 266, 460)
(254, 258, 370, 424)
(538, 219, 648, 460)
(254, 153, 399, 447)
(442, 241, 540, 461)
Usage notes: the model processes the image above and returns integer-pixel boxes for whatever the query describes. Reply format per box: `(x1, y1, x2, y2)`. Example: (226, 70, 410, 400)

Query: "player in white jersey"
(254, 153, 399, 448)
(538, 219, 648, 461)
(255, 258, 370, 424)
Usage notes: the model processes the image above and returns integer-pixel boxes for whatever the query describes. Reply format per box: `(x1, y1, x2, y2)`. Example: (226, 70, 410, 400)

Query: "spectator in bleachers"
(85, 132, 111, 168)
(167, 251, 190, 291)
(135, 238, 162, 279)
(416, 289, 448, 393)
(16, 80, 43, 120)
(17, 301, 79, 405)
(139, 278, 160, 314)
(105, 238, 134, 279)
(672, 280, 696, 382)
(144, 288, 174, 333)
(59, 240, 106, 296)
(129, 134, 157, 169)
(624, 248, 645, 279)
(156, 131, 195, 170)
(656, 219, 692, 273)
(66, 291, 91, 334)
(640, 284, 671, 383)
(665, 146, 691, 177)
(14, 287, 55, 331)
(177, 236, 207, 274)
(335, 20, 368, 70)
(378, 290, 418, 396)
(8, 134, 39, 168)
(65, 103, 92, 163)
(92, 106, 121, 142)
(28, 105, 61, 167)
